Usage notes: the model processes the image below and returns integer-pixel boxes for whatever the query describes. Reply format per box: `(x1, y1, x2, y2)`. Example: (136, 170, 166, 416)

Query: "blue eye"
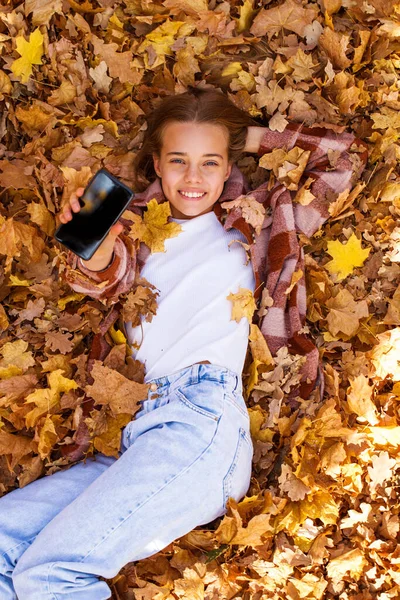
(170, 159, 218, 166)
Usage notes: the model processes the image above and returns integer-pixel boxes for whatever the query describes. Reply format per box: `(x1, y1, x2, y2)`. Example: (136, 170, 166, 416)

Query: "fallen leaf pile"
(0, 0, 400, 598)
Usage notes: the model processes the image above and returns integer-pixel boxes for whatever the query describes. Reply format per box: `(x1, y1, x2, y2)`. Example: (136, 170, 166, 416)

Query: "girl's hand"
(59, 187, 124, 272)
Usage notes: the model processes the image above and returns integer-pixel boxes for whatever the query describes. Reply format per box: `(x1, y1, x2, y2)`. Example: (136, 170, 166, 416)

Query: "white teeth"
(180, 191, 205, 198)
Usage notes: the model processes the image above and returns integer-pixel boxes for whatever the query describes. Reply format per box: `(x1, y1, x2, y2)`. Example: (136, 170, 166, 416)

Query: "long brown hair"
(132, 87, 260, 192)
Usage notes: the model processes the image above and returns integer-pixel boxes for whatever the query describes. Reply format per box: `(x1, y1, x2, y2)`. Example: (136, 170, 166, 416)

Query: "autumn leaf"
(250, 0, 318, 38)
(367, 451, 396, 494)
(0, 429, 34, 470)
(0, 340, 35, 372)
(24, 370, 78, 428)
(326, 548, 368, 583)
(248, 405, 274, 443)
(11, 28, 44, 83)
(85, 361, 150, 416)
(121, 282, 159, 326)
(346, 374, 379, 425)
(90, 412, 132, 458)
(126, 199, 183, 253)
(236, 0, 258, 33)
(0, 218, 39, 263)
(227, 287, 256, 324)
(325, 232, 371, 281)
(221, 195, 266, 235)
(259, 146, 311, 190)
(38, 414, 62, 459)
(249, 323, 274, 366)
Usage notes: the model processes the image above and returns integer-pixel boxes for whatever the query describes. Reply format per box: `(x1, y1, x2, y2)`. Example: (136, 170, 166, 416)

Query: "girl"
(0, 88, 367, 599)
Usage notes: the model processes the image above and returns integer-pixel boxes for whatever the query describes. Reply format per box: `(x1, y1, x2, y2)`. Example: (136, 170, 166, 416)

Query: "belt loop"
(196, 362, 201, 385)
(233, 373, 239, 393)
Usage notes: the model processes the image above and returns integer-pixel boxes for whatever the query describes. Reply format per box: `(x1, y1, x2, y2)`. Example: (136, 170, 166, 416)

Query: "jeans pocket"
(223, 427, 253, 509)
(175, 382, 222, 422)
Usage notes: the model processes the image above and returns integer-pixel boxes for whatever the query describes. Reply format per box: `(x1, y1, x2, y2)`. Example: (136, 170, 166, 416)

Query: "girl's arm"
(244, 121, 368, 236)
(62, 234, 136, 303)
(244, 126, 268, 153)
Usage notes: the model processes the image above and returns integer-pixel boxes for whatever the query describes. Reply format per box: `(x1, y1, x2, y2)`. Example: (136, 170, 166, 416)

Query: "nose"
(184, 164, 202, 183)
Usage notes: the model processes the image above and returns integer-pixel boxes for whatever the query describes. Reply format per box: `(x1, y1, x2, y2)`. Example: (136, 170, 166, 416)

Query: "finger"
(111, 222, 124, 236)
(71, 200, 81, 212)
(62, 207, 72, 221)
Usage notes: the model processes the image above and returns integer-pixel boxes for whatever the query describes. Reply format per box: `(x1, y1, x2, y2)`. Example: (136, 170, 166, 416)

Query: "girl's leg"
(12, 364, 252, 600)
(0, 453, 117, 600)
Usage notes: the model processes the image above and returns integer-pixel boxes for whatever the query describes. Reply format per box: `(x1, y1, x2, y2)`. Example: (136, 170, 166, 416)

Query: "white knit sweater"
(125, 211, 256, 382)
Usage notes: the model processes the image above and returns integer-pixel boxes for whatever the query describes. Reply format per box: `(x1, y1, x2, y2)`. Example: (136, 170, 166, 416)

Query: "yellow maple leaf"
(325, 232, 370, 281)
(227, 287, 257, 324)
(24, 369, 78, 429)
(248, 406, 274, 443)
(127, 199, 182, 253)
(0, 340, 35, 371)
(57, 293, 86, 311)
(0, 365, 23, 379)
(245, 358, 262, 399)
(249, 324, 274, 365)
(236, 0, 258, 33)
(38, 414, 63, 460)
(92, 413, 132, 458)
(8, 274, 32, 287)
(108, 323, 127, 345)
(11, 28, 44, 84)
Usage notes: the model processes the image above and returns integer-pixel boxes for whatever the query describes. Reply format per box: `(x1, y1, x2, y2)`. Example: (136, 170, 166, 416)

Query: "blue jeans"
(0, 363, 253, 599)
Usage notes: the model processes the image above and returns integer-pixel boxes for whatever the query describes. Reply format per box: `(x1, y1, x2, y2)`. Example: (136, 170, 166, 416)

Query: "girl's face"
(152, 121, 232, 219)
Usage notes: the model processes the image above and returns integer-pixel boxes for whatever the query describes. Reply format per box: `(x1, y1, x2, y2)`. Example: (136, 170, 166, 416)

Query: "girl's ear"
(152, 153, 161, 178)
(224, 162, 233, 182)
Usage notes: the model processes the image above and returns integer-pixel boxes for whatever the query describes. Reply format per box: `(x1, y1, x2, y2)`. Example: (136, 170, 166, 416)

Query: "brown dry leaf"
(250, 0, 318, 38)
(326, 548, 368, 583)
(278, 463, 311, 501)
(121, 282, 159, 326)
(0, 429, 34, 470)
(367, 327, 400, 382)
(221, 194, 266, 235)
(45, 330, 75, 354)
(25, 0, 63, 26)
(367, 451, 396, 494)
(346, 374, 379, 425)
(85, 361, 150, 416)
(318, 27, 351, 70)
(325, 288, 369, 338)
(259, 146, 311, 190)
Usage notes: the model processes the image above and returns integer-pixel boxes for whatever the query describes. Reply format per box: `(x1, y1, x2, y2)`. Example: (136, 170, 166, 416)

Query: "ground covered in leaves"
(0, 0, 400, 598)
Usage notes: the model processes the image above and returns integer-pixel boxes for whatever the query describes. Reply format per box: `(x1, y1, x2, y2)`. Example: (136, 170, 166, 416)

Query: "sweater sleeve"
(256, 122, 369, 237)
(62, 234, 137, 303)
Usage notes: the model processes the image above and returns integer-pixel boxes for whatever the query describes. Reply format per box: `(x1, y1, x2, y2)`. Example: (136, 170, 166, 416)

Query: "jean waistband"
(146, 363, 243, 398)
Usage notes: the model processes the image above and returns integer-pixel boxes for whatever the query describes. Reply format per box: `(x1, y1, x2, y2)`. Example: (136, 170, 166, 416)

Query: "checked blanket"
(63, 122, 369, 403)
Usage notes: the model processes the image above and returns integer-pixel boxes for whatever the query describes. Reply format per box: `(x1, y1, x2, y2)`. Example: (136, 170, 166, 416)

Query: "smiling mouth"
(179, 191, 207, 199)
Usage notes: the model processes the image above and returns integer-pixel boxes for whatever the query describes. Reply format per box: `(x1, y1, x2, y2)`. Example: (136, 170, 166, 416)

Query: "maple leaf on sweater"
(125, 199, 183, 253)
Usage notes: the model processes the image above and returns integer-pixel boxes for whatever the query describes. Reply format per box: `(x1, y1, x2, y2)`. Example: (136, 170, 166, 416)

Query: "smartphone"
(55, 168, 135, 261)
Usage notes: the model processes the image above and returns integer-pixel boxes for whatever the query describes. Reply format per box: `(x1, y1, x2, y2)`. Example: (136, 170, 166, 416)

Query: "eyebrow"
(166, 152, 223, 159)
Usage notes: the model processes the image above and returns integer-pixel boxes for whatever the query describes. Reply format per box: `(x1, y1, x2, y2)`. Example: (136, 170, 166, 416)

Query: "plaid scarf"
(64, 122, 368, 402)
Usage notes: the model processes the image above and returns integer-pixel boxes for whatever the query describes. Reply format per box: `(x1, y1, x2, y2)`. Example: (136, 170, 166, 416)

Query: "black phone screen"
(55, 169, 134, 261)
